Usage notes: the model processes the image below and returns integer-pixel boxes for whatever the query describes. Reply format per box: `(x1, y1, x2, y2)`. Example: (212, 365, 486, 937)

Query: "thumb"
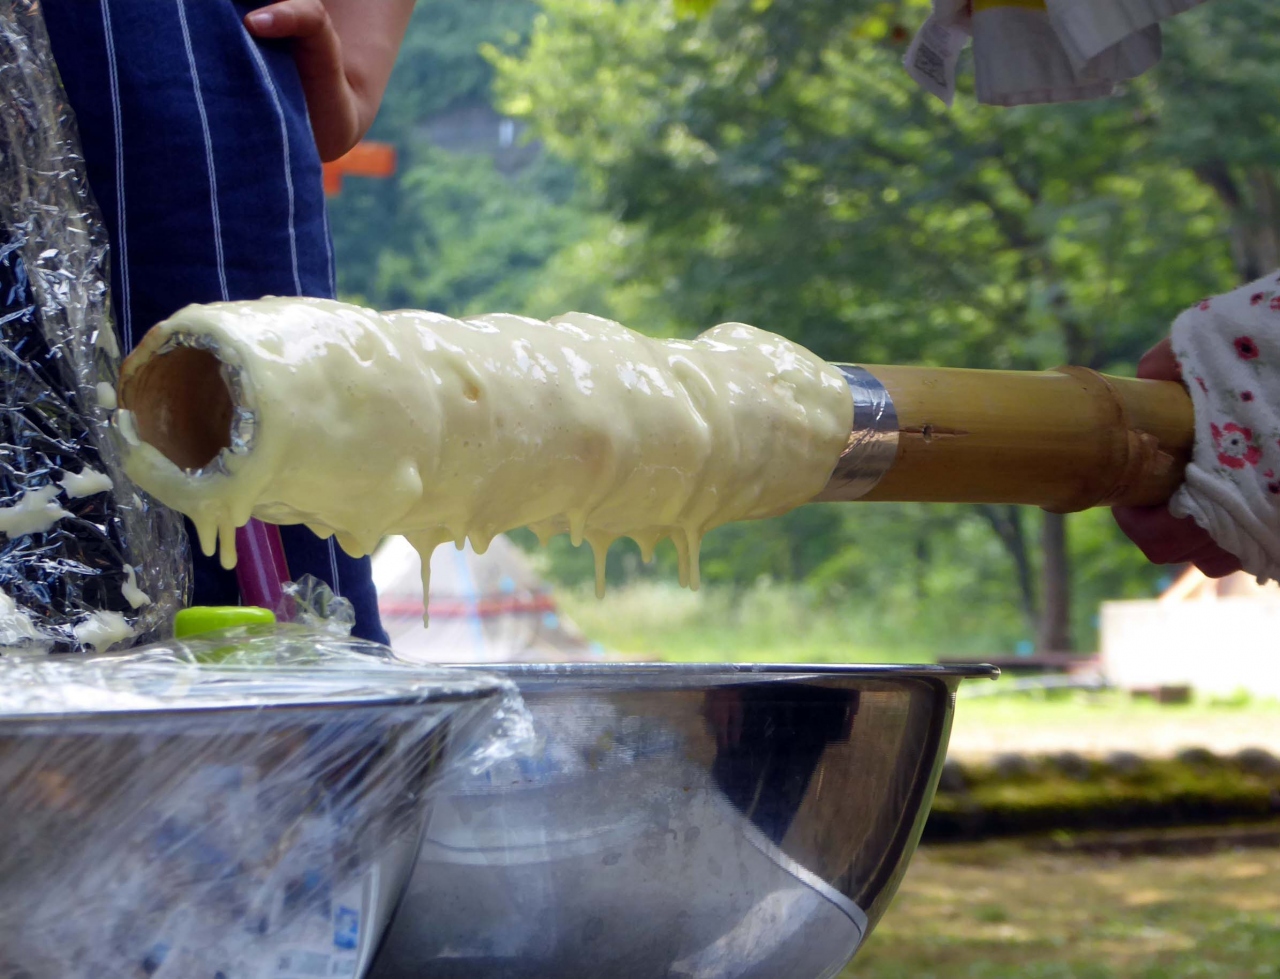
(244, 0, 331, 40)
(1136, 337, 1181, 383)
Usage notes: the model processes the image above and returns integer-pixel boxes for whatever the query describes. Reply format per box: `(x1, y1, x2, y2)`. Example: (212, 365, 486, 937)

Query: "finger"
(1183, 538, 1243, 579)
(1193, 551, 1243, 578)
(1113, 505, 1194, 562)
(244, 0, 355, 161)
(1112, 505, 1203, 554)
(1136, 337, 1181, 383)
(1113, 505, 1216, 565)
(244, 0, 330, 39)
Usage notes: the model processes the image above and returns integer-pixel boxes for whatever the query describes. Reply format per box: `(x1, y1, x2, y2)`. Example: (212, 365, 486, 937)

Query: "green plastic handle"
(174, 606, 276, 639)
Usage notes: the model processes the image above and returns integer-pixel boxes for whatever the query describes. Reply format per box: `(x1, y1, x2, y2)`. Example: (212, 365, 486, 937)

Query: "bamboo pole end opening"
(119, 345, 235, 472)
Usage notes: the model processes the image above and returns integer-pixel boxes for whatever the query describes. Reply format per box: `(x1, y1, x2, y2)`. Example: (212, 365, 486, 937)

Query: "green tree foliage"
(371, 0, 540, 132)
(1157, 1, 1280, 280)
(327, 0, 589, 316)
(493, 0, 1234, 367)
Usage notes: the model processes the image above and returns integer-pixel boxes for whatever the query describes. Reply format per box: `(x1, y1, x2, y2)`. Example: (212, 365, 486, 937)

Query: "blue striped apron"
(42, 0, 389, 643)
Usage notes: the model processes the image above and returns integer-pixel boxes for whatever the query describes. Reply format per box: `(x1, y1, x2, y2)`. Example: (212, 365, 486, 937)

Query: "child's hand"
(1112, 338, 1243, 579)
(245, 0, 412, 163)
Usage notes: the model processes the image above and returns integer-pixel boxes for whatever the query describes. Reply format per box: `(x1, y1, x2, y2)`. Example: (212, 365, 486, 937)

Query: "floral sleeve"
(1170, 273, 1280, 581)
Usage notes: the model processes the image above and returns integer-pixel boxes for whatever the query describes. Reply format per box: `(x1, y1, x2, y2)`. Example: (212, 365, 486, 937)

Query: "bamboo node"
(1050, 367, 1184, 511)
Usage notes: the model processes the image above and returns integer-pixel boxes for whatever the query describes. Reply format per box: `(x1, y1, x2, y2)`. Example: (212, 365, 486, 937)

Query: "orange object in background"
(322, 141, 396, 196)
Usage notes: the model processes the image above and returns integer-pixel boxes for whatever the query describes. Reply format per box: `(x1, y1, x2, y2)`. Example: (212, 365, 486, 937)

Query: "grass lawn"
(846, 839, 1280, 978)
(950, 690, 1280, 760)
(556, 581, 948, 664)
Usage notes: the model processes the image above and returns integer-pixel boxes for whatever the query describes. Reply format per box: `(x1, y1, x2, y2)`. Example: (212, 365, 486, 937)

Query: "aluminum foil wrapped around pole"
(815, 365, 900, 503)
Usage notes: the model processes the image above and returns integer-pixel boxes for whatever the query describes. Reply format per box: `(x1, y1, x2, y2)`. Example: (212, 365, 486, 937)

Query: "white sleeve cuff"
(1169, 272, 1280, 582)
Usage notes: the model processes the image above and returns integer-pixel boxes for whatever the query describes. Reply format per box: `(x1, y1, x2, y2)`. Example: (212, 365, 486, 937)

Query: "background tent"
(1101, 568, 1280, 699)
(372, 534, 605, 663)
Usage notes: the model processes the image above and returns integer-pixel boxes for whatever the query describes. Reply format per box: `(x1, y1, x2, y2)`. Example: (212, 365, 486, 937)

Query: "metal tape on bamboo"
(815, 365, 900, 502)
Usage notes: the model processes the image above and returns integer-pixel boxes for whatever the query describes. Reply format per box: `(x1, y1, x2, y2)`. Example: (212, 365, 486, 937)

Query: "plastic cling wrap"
(0, 0, 188, 653)
(0, 629, 533, 978)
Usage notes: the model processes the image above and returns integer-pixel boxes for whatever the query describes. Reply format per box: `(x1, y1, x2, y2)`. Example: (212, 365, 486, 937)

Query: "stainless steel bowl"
(0, 650, 512, 979)
(372, 662, 996, 979)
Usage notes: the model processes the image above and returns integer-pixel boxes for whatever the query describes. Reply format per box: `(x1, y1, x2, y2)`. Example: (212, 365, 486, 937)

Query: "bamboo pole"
(818, 365, 1194, 512)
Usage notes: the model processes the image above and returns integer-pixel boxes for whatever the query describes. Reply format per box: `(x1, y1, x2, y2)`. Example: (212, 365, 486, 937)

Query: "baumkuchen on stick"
(116, 297, 853, 597)
(115, 298, 1194, 603)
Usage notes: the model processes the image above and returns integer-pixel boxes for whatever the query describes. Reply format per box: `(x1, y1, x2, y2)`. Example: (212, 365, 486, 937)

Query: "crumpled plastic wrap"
(0, 628, 534, 978)
(280, 573, 358, 636)
(0, 0, 189, 653)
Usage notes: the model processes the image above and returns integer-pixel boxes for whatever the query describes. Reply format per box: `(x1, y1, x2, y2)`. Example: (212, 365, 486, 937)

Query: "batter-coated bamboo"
(123, 332, 1197, 516)
(825, 365, 1194, 512)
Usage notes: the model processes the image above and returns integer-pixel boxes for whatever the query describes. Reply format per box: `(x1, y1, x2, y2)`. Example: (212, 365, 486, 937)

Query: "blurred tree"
(492, 0, 1240, 650)
(1159, 0, 1280, 281)
(327, 0, 590, 315)
(370, 0, 539, 133)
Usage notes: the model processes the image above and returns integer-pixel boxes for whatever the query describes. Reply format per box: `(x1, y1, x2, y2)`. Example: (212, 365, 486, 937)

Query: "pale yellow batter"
(117, 298, 852, 603)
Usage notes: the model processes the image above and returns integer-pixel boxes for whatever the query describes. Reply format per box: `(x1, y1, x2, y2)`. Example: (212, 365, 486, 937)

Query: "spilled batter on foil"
(117, 298, 852, 611)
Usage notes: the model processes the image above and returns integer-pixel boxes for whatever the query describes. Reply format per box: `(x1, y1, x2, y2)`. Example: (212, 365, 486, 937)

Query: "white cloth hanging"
(905, 0, 1210, 107)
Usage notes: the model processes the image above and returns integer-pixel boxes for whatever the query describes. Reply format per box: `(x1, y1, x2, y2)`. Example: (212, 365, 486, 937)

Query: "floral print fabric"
(1170, 271, 1280, 581)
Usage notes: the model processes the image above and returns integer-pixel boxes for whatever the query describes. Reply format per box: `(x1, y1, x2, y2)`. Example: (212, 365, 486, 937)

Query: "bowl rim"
(433, 661, 1000, 688)
(0, 682, 506, 726)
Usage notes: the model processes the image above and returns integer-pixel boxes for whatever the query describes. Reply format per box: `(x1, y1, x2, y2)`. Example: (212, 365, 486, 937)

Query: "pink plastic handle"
(234, 519, 290, 611)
